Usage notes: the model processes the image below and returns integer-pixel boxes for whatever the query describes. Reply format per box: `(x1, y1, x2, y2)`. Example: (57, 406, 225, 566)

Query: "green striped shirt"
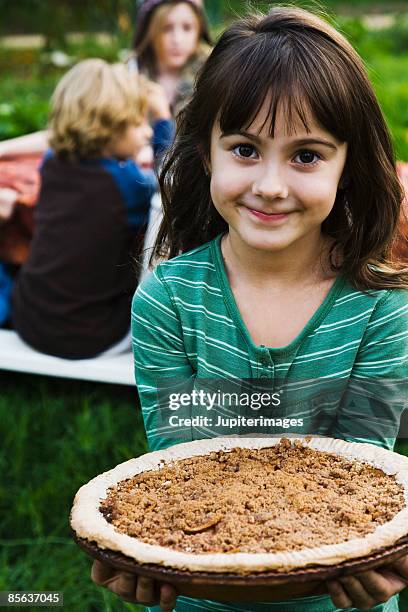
(131, 233, 407, 612)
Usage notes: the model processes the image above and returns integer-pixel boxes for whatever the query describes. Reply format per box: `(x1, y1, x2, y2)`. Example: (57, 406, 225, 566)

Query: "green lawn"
(0, 371, 146, 611)
(1, 370, 408, 611)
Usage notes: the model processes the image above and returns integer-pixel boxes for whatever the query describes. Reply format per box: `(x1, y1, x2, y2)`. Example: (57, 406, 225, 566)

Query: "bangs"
(215, 30, 352, 142)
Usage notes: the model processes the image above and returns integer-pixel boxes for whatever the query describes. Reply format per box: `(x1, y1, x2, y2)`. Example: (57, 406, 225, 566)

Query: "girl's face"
(208, 98, 348, 255)
(152, 3, 200, 71)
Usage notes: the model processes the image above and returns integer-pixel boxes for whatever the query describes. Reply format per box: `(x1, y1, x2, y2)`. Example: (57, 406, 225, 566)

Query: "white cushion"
(0, 330, 135, 385)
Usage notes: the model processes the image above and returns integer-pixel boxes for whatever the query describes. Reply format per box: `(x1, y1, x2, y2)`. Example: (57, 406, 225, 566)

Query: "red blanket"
(393, 162, 408, 263)
(0, 154, 42, 265)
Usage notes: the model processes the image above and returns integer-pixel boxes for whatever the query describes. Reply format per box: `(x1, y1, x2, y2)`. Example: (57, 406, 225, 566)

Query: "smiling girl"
(92, 7, 408, 612)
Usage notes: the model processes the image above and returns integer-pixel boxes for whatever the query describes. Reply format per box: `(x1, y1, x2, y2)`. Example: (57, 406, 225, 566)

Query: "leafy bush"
(386, 13, 408, 54)
(0, 93, 50, 139)
(0, 38, 125, 139)
(332, 17, 408, 161)
(0, 76, 54, 139)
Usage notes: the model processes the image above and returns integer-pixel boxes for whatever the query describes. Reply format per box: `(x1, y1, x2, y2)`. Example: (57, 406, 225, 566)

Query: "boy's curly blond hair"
(48, 58, 148, 161)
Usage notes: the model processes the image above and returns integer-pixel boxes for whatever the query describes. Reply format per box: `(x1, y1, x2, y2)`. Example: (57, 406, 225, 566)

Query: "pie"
(70, 436, 408, 574)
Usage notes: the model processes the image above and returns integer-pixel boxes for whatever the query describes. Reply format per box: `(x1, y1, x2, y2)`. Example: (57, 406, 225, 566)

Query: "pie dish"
(71, 436, 408, 600)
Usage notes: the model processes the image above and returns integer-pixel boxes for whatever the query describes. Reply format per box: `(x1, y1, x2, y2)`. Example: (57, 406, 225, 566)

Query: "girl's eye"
(293, 150, 321, 165)
(232, 144, 258, 159)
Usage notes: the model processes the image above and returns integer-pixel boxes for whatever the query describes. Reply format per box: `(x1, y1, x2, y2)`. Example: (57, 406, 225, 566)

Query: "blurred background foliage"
(0, 0, 407, 39)
(0, 0, 407, 159)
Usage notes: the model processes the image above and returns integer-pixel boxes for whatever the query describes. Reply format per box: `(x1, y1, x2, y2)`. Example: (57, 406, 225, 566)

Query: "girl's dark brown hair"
(154, 6, 407, 290)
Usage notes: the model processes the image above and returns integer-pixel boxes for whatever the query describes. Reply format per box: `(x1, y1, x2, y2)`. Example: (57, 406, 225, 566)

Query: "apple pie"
(70, 436, 408, 574)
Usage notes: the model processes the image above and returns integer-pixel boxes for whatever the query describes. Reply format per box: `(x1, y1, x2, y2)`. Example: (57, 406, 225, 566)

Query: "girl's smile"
(245, 208, 291, 223)
(208, 99, 347, 260)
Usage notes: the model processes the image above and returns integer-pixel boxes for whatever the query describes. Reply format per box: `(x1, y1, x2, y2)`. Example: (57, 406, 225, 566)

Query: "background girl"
(130, 0, 211, 116)
(93, 7, 408, 611)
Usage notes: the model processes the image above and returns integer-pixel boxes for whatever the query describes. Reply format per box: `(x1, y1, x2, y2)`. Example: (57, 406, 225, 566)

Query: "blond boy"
(12, 59, 173, 359)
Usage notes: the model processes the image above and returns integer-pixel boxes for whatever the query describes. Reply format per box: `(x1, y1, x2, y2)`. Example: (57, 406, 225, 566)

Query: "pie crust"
(70, 436, 408, 573)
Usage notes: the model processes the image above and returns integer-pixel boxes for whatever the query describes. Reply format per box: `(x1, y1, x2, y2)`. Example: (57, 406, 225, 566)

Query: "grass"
(1, 370, 408, 611)
(0, 370, 146, 611)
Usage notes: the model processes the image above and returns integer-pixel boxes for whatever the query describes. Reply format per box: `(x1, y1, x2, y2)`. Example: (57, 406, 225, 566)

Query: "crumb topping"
(99, 439, 405, 555)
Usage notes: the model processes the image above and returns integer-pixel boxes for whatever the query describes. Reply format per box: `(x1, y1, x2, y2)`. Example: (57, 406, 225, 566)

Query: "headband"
(138, 0, 201, 20)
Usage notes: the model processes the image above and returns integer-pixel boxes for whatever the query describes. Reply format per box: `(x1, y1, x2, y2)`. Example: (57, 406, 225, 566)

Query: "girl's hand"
(326, 555, 408, 610)
(0, 188, 18, 221)
(135, 144, 154, 168)
(91, 559, 177, 611)
(146, 81, 172, 121)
